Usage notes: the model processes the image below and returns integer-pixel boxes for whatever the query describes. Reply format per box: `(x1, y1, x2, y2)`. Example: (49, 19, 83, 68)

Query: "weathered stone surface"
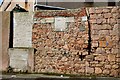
(86, 67, 94, 74)
(110, 69, 119, 77)
(95, 67, 102, 74)
(103, 69, 110, 74)
(95, 55, 106, 61)
(103, 9, 110, 13)
(14, 12, 33, 47)
(108, 54, 116, 62)
(105, 65, 111, 69)
(99, 41, 107, 47)
(112, 64, 119, 69)
(96, 48, 105, 54)
(8, 48, 34, 72)
(33, 7, 120, 77)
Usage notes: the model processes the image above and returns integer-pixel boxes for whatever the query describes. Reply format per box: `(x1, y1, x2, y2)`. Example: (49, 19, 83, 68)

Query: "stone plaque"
(82, 16, 88, 22)
(9, 48, 28, 70)
(13, 12, 33, 47)
(55, 17, 67, 31)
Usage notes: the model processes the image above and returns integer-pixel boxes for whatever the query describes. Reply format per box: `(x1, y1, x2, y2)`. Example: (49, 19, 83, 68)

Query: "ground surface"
(0, 74, 120, 80)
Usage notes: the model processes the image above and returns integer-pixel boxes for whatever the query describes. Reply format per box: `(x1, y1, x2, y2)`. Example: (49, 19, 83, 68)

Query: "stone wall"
(33, 7, 120, 77)
(33, 8, 90, 74)
(89, 6, 120, 77)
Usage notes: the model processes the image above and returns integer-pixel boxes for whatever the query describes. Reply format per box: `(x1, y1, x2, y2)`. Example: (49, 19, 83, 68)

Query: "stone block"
(45, 17, 54, 23)
(91, 35, 99, 41)
(90, 19, 96, 24)
(95, 55, 106, 61)
(96, 48, 105, 54)
(111, 48, 119, 54)
(111, 7, 119, 13)
(99, 41, 106, 47)
(103, 69, 110, 74)
(89, 8, 95, 14)
(101, 24, 112, 30)
(91, 30, 98, 35)
(105, 65, 111, 69)
(90, 14, 97, 19)
(95, 67, 102, 74)
(116, 58, 120, 62)
(13, 12, 33, 47)
(104, 13, 112, 18)
(108, 54, 116, 62)
(112, 64, 119, 69)
(99, 30, 109, 35)
(8, 48, 34, 72)
(110, 69, 119, 77)
(103, 9, 110, 13)
(96, 19, 103, 24)
(66, 17, 74, 22)
(96, 9, 102, 13)
(92, 42, 98, 47)
(85, 67, 94, 74)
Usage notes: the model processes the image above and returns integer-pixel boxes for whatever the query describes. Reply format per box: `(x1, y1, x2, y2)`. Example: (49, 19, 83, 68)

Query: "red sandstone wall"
(33, 6, 120, 77)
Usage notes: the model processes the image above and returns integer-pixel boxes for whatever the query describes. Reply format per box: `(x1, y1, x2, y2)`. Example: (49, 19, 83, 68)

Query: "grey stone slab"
(9, 48, 29, 70)
(13, 12, 33, 47)
(54, 17, 67, 31)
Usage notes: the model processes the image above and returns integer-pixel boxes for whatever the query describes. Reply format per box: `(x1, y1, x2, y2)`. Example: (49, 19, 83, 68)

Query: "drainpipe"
(86, 8, 91, 55)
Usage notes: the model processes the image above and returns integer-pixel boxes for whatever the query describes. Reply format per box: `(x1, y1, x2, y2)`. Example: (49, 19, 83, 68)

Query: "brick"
(108, 54, 116, 62)
(95, 67, 102, 74)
